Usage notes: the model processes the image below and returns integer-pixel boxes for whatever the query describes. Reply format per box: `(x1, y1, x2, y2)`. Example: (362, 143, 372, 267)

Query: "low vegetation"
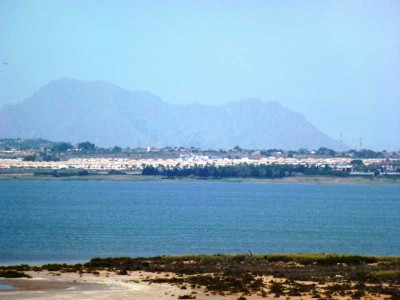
(1, 253, 399, 298)
(0, 270, 32, 278)
(142, 164, 352, 178)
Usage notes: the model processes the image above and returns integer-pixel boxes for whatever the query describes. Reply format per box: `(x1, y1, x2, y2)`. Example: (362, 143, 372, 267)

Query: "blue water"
(0, 283, 15, 290)
(0, 180, 399, 265)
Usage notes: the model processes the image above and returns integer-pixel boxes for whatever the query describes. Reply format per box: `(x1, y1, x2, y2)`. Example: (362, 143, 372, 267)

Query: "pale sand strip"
(0, 270, 388, 300)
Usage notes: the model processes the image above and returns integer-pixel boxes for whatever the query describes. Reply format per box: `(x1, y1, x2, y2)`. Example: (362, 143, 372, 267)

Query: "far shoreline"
(0, 173, 399, 185)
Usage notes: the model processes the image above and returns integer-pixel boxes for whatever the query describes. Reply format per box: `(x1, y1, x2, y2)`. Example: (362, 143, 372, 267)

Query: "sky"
(0, 0, 399, 150)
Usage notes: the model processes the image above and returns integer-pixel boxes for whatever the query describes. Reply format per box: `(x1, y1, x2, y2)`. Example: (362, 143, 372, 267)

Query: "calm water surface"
(0, 180, 399, 264)
(0, 283, 15, 290)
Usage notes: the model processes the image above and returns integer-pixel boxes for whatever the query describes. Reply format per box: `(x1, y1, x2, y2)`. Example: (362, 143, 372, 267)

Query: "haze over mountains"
(0, 78, 343, 150)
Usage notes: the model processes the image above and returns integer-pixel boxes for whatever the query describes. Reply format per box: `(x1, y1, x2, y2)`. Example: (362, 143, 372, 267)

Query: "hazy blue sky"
(0, 1, 399, 149)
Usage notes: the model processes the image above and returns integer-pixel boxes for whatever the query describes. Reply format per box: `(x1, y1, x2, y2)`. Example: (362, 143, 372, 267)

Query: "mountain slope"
(0, 78, 342, 150)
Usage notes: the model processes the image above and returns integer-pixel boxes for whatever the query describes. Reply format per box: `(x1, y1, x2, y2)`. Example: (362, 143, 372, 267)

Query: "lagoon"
(0, 180, 399, 265)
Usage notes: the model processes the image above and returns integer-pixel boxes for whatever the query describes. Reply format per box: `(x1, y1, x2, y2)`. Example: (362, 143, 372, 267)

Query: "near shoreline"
(1, 254, 399, 299)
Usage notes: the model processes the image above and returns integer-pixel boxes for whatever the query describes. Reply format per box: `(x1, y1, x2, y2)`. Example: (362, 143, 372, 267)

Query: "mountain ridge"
(0, 78, 343, 150)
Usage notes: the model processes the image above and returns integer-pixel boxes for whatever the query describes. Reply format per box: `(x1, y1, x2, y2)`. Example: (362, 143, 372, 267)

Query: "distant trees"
(297, 148, 308, 155)
(316, 147, 336, 157)
(47, 169, 90, 177)
(23, 154, 36, 161)
(142, 166, 159, 175)
(78, 170, 89, 176)
(108, 169, 124, 175)
(0, 138, 56, 151)
(260, 149, 284, 156)
(141, 163, 349, 179)
(112, 146, 122, 153)
(348, 149, 383, 158)
(52, 142, 73, 152)
(350, 159, 382, 173)
(78, 141, 96, 151)
(41, 154, 60, 162)
(351, 159, 364, 167)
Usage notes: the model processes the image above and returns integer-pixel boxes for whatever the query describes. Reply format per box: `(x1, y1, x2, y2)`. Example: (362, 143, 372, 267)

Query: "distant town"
(0, 138, 399, 179)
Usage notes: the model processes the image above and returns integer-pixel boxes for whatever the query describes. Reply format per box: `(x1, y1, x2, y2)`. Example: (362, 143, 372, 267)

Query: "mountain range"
(0, 78, 343, 150)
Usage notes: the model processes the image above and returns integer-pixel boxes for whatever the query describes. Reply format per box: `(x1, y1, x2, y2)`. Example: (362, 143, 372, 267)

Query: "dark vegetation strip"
(142, 164, 376, 179)
(0, 270, 31, 278)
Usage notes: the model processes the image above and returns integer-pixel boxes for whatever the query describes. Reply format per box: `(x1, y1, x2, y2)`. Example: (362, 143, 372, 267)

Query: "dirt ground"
(0, 270, 392, 300)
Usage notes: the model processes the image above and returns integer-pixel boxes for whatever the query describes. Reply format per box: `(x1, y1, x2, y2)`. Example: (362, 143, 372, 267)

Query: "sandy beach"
(0, 269, 393, 300)
(0, 270, 270, 300)
(1, 270, 202, 300)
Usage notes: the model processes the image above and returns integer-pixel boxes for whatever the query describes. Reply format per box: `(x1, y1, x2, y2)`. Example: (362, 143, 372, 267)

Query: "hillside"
(0, 78, 342, 150)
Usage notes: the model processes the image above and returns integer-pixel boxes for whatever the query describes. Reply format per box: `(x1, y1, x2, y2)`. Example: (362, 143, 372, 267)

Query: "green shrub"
(269, 281, 284, 296)
(0, 270, 31, 278)
(178, 295, 196, 299)
(368, 270, 400, 281)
